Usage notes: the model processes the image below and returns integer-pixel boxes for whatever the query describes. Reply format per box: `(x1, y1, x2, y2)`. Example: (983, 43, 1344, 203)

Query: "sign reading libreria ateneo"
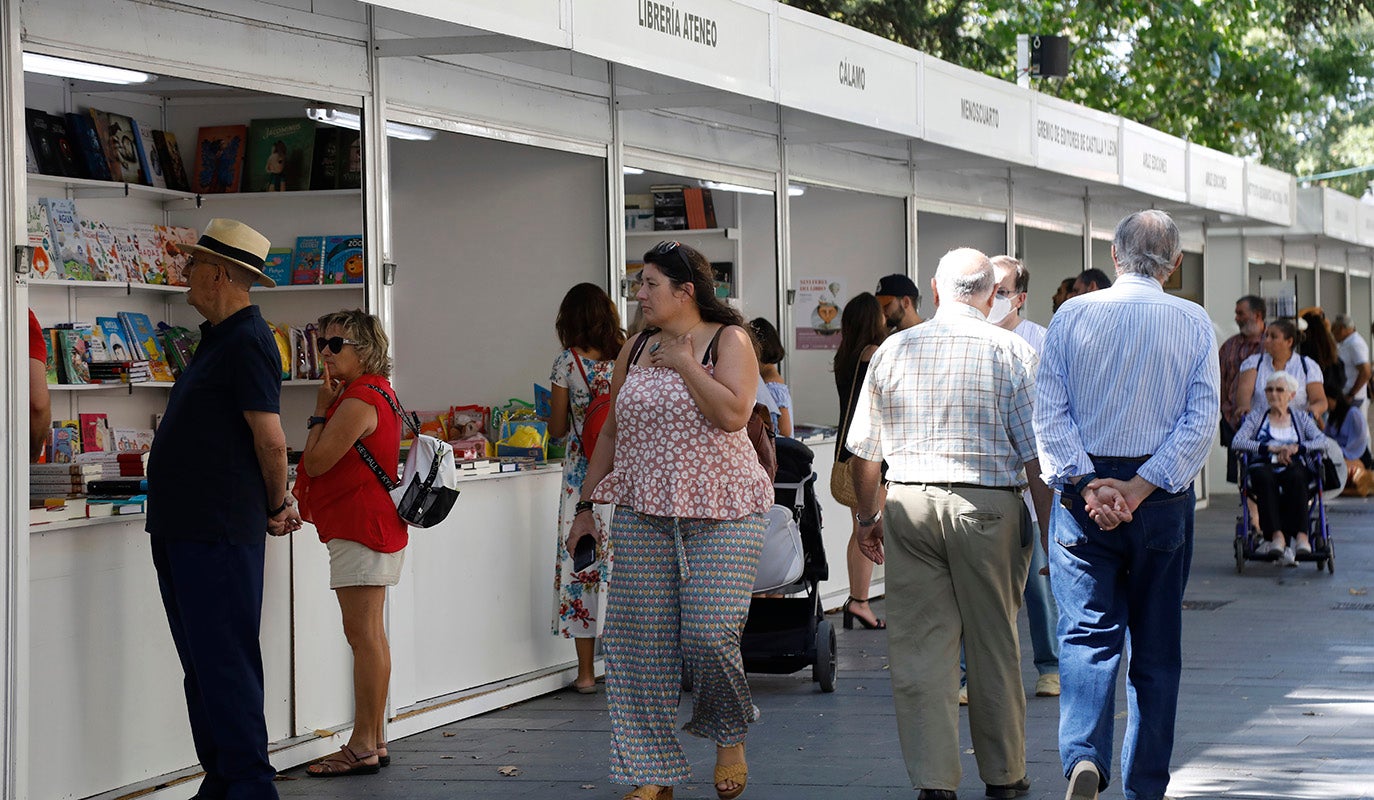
(571, 0, 774, 100)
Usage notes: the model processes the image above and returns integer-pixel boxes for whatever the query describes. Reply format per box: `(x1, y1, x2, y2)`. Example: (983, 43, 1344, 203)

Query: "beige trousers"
(884, 483, 1031, 791)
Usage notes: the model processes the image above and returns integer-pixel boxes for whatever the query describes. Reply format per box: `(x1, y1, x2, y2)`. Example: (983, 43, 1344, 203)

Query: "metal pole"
(775, 106, 791, 381)
(608, 64, 627, 322)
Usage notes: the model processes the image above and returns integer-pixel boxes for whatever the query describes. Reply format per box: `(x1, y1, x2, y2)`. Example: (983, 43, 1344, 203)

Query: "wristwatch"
(307, 415, 327, 430)
(574, 500, 595, 515)
(855, 509, 882, 527)
(268, 496, 295, 516)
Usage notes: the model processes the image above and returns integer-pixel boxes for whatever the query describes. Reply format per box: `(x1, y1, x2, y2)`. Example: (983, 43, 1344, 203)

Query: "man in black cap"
(876, 273, 924, 331)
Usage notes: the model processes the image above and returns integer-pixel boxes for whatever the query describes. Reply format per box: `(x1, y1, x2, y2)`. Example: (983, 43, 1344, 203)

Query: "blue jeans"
(1050, 461, 1194, 800)
(1024, 534, 1059, 674)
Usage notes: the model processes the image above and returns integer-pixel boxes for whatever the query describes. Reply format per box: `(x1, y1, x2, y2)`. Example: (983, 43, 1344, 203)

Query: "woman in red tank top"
(292, 310, 405, 777)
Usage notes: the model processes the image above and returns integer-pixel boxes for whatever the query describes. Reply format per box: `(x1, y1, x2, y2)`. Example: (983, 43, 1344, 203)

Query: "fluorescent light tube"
(306, 105, 436, 142)
(623, 167, 645, 175)
(23, 53, 153, 85)
(700, 180, 805, 197)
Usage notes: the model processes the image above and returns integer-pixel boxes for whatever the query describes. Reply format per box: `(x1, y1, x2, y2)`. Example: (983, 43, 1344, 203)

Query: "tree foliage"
(785, 0, 1374, 196)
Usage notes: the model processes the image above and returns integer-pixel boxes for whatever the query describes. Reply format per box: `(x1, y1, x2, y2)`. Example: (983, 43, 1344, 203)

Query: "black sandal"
(842, 596, 886, 629)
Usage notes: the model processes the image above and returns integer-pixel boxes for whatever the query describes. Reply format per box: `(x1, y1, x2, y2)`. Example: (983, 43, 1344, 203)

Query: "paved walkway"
(277, 498, 1374, 799)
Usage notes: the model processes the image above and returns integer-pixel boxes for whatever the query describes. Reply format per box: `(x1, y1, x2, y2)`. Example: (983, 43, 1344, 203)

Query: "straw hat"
(174, 218, 276, 288)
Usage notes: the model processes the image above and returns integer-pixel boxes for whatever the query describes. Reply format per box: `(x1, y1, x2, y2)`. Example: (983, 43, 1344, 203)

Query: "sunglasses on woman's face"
(317, 336, 358, 354)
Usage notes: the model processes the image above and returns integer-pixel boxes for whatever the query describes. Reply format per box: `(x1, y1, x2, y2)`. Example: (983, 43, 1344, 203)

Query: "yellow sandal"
(621, 786, 673, 800)
(714, 744, 748, 800)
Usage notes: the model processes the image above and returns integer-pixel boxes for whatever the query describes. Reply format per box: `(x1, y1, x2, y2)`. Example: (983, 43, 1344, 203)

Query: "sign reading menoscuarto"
(921, 56, 1032, 165)
(571, 0, 775, 103)
(1119, 120, 1187, 203)
(363, 0, 568, 47)
(1245, 162, 1296, 227)
(776, 6, 921, 138)
(1187, 143, 1246, 216)
(1033, 94, 1120, 184)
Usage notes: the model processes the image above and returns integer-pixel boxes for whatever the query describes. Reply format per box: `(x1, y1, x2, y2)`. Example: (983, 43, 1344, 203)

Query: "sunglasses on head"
(316, 336, 359, 354)
(649, 240, 694, 282)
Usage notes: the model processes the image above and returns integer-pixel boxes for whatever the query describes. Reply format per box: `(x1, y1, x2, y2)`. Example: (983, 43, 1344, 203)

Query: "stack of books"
(88, 360, 153, 384)
(30, 463, 101, 523)
(86, 476, 147, 518)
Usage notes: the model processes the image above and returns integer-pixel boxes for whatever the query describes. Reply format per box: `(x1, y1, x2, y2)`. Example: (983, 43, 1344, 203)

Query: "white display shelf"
(27, 174, 195, 202)
(258, 284, 364, 293)
(625, 227, 739, 239)
(26, 278, 187, 294)
(163, 188, 362, 211)
(30, 512, 147, 532)
(285, 379, 324, 386)
(49, 383, 129, 392)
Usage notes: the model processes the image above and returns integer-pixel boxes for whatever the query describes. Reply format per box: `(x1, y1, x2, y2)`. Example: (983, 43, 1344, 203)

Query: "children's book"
(96, 317, 134, 363)
(45, 112, 86, 179)
(153, 130, 190, 192)
(323, 235, 363, 284)
(76, 322, 110, 363)
(133, 121, 166, 189)
(103, 111, 146, 184)
(79, 219, 122, 281)
(108, 224, 141, 282)
(39, 198, 89, 280)
(245, 118, 315, 192)
(56, 330, 90, 384)
(112, 428, 153, 453)
(291, 235, 325, 284)
(192, 125, 248, 193)
(43, 329, 59, 384)
(86, 109, 126, 183)
(50, 421, 80, 463)
(65, 112, 113, 181)
(159, 226, 198, 285)
(117, 311, 175, 382)
(309, 127, 341, 190)
(263, 247, 293, 286)
(79, 413, 109, 453)
(127, 223, 164, 284)
(157, 323, 199, 377)
(26, 201, 57, 279)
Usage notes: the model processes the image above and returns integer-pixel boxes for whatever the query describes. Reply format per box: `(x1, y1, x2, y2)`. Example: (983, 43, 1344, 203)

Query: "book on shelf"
(25, 109, 65, 177)
(30, 497, 88, 524)
(74, 322, 109, 362)
(87, 478, 148, 495)
(87, 499, 145, 517)
(262, 247, 293, 286)
(42, 329, 59, 384)
(701, 186, 718, 228)
(95, 317, 135, 363)
(78, 218, 124, 281)
(128, 223, 168, 284)
(153, 130, 191, 192)
(158, 323, 199, 377)
(309, 127, 342, 190)
(46, 112, 87, 179)
(323, 235, 364, 284)
(104, 111, 147, 185)
(26, 201, 57, 279)
(111, 428, 154, 453)
(682, 187, 707, 230)
(109, 225, 142, 283)
(79, 413, 111, 453)
(31, 463, 102, 476)
(86, 109, 127, 184)
(117, 311, 176, 382)
(25, 135, 39, 175)
(39, 197, 90, 280)
(132, 120, 167, 189)
(164, 225, 197, 285)
(192, 124, 248, 193)
(337, 129, 362, 189)
(55, 330, 90, 384)
(652, 184, 688, 231)
(291, 236, 325, 284)
(50, 420, 80, 463)
(246, 118, 315, 192)
(65, 112, 113, 182)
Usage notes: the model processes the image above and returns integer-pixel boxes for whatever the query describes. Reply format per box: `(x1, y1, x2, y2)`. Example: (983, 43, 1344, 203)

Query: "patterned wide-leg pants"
(604, 509, 766, 786)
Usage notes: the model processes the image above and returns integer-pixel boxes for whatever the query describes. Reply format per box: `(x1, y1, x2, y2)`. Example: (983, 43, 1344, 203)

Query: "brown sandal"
(376, 742, 390, 768)
(715, 744, 748, 800)
(306, 744, 379, 777)
(622, 787, 673, 800)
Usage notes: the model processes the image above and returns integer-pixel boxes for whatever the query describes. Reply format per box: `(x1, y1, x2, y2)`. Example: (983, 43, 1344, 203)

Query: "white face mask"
(987, 294, 1014, 324)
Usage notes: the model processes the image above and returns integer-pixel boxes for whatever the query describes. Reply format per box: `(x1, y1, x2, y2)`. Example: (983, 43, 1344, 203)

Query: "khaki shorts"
(327, 538, 405, 588)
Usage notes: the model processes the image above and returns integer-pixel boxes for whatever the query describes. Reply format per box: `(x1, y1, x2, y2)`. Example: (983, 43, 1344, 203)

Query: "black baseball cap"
(875, 274, 920, 300)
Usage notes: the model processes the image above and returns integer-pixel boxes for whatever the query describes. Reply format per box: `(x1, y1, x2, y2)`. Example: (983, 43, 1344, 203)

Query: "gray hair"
(1113, 209, 1181, 281)
(1265, 370, 1300, 394)
(990, 255, 1030, 293)
(1332, 313, 1353, 330)
(935, 247, 995, 302)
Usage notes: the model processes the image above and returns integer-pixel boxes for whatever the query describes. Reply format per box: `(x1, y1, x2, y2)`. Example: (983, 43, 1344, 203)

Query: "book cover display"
(66, 112, 113, 181)
(245, 118, 315, 192)
(192, 125, 248, 193)
(291, 236, 325, 284)
(40, 198, 91, 280)
(78, 219, 122, 281)
(309, 127, 341, 190)
(104, 112, 146, 185)
(56, 330, 91, 384)
(323, 235, 364, 284)
(117, 311, 176, 382)
(26, 202, 56, 279)
(25, 109, 65, 176)
(86, 110, 127, 183)
(96, 317, 135, 363)
(263, 247, 293, 286)
(153, 130, 191, 192)
(132, 120, 166, 189)
(337, 130, 362, 189)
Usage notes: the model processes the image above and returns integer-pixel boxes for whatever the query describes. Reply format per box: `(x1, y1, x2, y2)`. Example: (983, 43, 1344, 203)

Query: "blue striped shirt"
(1033, 274, 1220, 493)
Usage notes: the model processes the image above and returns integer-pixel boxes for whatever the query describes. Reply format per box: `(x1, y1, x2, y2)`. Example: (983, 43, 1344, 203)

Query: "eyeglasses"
(1263, 387, 1289, 393)
(995, 289, 1018, 299)
(649, 240, 694, 282)
(316, 336, 359, 354)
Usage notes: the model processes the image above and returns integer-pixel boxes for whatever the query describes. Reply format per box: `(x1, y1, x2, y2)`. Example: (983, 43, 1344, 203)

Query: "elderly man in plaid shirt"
(848, 248, 1051, 800)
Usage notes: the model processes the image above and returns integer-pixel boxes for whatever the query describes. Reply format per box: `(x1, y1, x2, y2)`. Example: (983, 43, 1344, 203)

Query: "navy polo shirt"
(146, 305, 282, 544)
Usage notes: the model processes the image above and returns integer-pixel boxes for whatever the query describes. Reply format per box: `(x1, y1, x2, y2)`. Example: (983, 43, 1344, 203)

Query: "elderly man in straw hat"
(146, 218, 302, 800)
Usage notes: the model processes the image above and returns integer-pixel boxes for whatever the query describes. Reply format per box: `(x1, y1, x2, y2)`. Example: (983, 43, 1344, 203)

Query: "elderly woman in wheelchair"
(1231, 371, 1326, 567)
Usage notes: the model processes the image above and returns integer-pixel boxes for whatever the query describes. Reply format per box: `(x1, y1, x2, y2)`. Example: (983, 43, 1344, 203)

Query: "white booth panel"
(1360, 202, 1374, 248)
(1017, 227, 1081, 327)
(365, 0, 570, 47)
(788, 186, 906, 426)
(1033, 94, 1121, 185)
(1120, 119, 1187, 202)
(1187, 143, 1246, 216)
(389, 132, 609, 409)
(1250, 262, 1281, 296)
(1292, 266, 1317, 309)
(1248, 236, 1285, 266)
(1286, 240, 1317, 269)
(1090, 239, 1114, 274)
(921, 57, 1033, 166)
(917, 213, 1004, 291)
(1245, 162, 1297, 227)
(1320, 268, 1348, 314)
(1175, 251, 1203, 304)
(1352, 276, 1372, 337)
(22, 0, 370, 100)
(738, 194, 780, 322)
(787, 144, 914, 198)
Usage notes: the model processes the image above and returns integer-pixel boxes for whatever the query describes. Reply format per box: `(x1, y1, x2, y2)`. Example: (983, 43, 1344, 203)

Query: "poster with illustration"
(795, 277, 844, 350)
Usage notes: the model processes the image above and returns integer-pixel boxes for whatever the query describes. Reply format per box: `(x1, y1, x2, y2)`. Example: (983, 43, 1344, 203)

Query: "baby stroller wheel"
(1233, 538, 1245, 574)
(813, 619, 837, 693)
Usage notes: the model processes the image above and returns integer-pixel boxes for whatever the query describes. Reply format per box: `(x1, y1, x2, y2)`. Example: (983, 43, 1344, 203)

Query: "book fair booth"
(4, 2, 1373, 799)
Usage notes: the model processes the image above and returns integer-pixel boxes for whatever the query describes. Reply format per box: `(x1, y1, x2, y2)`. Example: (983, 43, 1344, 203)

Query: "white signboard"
(777, 6, 920, 137)
(364, 0, 568, 47)
(921, 56, 1032, 165)
(1119, 120, 1186, 202)
(1187, 144, 1246, 216)
(1245, 162, 1296, 227)
(1033, 95, 1120, 184)
(1323, 188, 1361, 243)
(1359, 201, 1374, 248)
(570, 0, 775, 102)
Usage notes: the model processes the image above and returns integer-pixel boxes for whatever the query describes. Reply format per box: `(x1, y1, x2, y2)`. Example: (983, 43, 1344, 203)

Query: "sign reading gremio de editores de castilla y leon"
(638, 0, 719, 47)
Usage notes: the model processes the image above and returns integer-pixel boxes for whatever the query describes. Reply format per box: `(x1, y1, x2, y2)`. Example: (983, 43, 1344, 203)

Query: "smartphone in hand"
(572, 534, 596, 572)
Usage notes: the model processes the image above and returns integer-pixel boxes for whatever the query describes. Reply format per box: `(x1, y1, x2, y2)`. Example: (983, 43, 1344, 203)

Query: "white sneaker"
(1282, 546, 1297, 567)
(1254, 540, 1273, 557)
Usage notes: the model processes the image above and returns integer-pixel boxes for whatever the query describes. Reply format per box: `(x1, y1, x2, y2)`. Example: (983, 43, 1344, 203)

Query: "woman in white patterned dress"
(548, 282, 624, 693)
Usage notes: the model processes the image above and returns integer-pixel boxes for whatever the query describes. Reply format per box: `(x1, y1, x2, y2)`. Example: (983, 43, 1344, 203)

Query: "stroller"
(740, 437, 837, 692)
(1234, 449, 1335, 573)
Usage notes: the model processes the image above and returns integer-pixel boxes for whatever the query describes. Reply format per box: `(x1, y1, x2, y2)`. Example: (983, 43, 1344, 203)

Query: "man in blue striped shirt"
(1033, 210, 1219, 800)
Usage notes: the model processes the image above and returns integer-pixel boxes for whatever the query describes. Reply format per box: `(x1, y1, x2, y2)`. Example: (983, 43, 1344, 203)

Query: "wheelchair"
(1233, 449, 1334, 574)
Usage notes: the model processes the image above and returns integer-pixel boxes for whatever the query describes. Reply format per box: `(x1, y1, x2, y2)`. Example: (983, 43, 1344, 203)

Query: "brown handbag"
(747, 402, 778, 481)
(830, 358, 865, 508)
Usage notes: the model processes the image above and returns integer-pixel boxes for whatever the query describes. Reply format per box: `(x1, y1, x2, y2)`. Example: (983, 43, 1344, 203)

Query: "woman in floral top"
(548, 282, 624, 693)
